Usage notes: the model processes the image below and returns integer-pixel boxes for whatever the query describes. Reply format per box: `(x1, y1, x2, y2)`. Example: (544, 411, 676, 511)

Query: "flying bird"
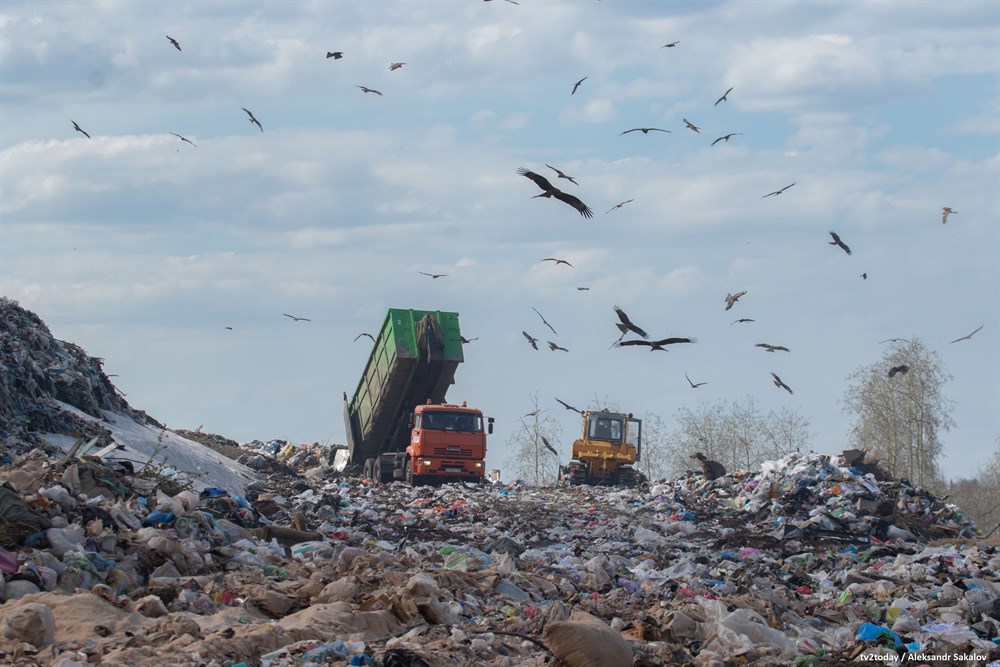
(620, 127, 669, 136)
(522, 331, 539, 350)
(166, 35, 181, 51)
(555, 398, 583, 414)
(283, 313, 311, 322)
(950, 325, 983, 344)
(357, 86, 383, 95)
(771, 372, 793, 394)
(615, 337, 696, 351)
(683, 118, 701, 133)
(242, 107, 263, 132)
(517, 168, 593, 218)
(724, 291, 747, 311)
(576, 287, 590, 291)
(354, 332, 375, 343)
(484, 0, 520, 4)
(861, 273, 868, 280)
(547, 341, 569, 352)
(606, 199, 634, 214)
(460, 336, 478, 344)
(169, 132, 197, 147)
(828, 231, 851, 255)
(756, 343, 790, 353)
(418, 271, 447, 279)
(532, 307, 557, 335)
(389, 62, 405, 71)
(541, 436, 559, 456)
(685, 373, 707, 388)
(71, 120, 91, 138)
(714, 87, 733, 105)
(661, 41, 679, 48)
(546, 164, 579, 185)
(763, 183, 795, 198)
(326, 51, 344, 59)
(524, 409, 540, 417)
(613, 306, 649, 340)
(224, 326, 233, 331)
(571, 76, 587, 95)
(711, 132, 742, 146)
(731, 318, 755, 325)
(942, 207, 956, 224)
(888, 365, 909, 378)
(541, 257, 573, 267)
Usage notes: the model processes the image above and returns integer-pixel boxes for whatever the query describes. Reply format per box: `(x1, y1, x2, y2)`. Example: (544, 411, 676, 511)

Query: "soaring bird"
(692, 452, 726, 480)
(326, 51, 344, 59)
(615, 337, 696, 351)
(71, 120, 91, 138)
(756, 343, 790, 353)
(460, 336, 478, 344)
(522, 331, 539, 350)
(711, 132, 742, 146)
(661, 41, 679, 48)
(484, 0, 520, 4)
(942, 207, 956, 224)
(541, 436, 559, 456)
(888, 364, 909, 378)
(524, 409, 540, 417)
(532, 307, 557, 336)
(354, 332, 375, 343)
(714, 87, 733, 105)
(576, 287, 590, 291)
(166, 35, 181, 51)
(613, 306, 649, 340)
(389, 62, 405, 71)
(547, 341, 569, 352)
(242, 107, 263, 132)
(763, 183, 795, 198)
(546, 164, 579, 185)
(861, 273, 868, 280)
(571, 76, 587, 95)
(517, 168, 593, 218)
(771, 372, 793, 394)
(606, 199, 634, 214)
(724, 291, 747, 311)
(683, 118, 701, 133)
(555, 397, 583, 414)
(283, 313, 311, 322)
(169, 132, 197, 147)
(357, 86, 383, 95)
(541, 257, 573, 267)
(224, 326, 233, 331)
(620, 127, 669, 136)
(418, 271, 447, 279)
(828, 231, 851, 255)
(685, 373, 707, 388)
(731, 318, 755, 325)
(950, 325, 983, 344)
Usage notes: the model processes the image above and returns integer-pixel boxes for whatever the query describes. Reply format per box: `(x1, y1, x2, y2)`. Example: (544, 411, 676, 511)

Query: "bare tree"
(947, 438, 1000, 536)
(841, 338, 953, 489)
(504, 392, 564, 485)
(638, 412, 673, 481)
(665, 396, 811, 476)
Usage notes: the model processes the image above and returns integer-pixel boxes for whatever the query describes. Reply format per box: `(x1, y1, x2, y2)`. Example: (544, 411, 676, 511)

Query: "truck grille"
(433, 447, 473, 457)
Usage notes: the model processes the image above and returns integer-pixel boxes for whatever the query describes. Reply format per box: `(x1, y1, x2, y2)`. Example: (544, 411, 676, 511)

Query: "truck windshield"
(587, 416, 623, 442)
(421, 411, 482, 432)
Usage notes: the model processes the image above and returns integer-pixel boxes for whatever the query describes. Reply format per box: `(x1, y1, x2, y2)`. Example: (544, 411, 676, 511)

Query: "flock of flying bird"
(62, 14, 983, 431)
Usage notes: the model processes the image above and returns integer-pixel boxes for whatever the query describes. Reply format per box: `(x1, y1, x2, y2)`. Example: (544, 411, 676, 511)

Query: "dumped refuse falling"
(1, 298, 999, 666)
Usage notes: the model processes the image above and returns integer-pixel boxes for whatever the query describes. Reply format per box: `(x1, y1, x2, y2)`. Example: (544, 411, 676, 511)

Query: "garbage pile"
(1, 446, 998, 667)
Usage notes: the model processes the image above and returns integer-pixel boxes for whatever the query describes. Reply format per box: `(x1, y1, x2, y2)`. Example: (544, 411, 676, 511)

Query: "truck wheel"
(363, 458, 375, 481)
(405, 458, 416, 486)
(373, 458, 383, 484)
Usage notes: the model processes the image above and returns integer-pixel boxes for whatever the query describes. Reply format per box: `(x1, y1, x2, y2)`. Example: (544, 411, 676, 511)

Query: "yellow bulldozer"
(560, 409, 643, 486)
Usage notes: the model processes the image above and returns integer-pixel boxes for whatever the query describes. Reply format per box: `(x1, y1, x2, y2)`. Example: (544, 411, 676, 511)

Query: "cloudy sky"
(1, 0, 997, 481)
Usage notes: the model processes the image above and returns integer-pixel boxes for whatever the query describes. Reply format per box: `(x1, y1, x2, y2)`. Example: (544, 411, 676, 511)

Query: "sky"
(1, 0, 998, 482)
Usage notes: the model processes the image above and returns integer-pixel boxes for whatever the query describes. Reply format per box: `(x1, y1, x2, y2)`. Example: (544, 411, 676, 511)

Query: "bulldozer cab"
(587, 414, 623, 442)
(563, 410, 643, 486)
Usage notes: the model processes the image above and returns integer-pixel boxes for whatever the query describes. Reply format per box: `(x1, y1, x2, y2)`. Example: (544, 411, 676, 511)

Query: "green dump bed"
(344, 309, 464, 465)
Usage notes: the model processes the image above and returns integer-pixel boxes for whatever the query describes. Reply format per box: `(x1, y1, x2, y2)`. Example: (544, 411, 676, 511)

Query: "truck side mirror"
(408, 414, 414, 429)
(487, 417, 494, 435)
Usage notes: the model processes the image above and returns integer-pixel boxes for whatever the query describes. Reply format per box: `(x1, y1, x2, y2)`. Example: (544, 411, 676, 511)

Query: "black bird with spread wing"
(731, 318, 755, 325)
(756, 343, 790, 353)
(606, 199, 634, 214)
(771, 372, 793, 394)
(888, 365, 909, 378)
(532, 307, 557, 336)
(242, 107, 263, 132)
(555, 398, 583, 414)
(546, 164, 579, 185)
(714, 87, 733, 105)
(518, 168, 593, 218)
(683, 118, 701, 133)
(724, 291, 747, 311)
(620, 127, 669, 136)
(950, 325, 983, 344)
(522, 331, 539, 350)
(711, 133, 742, 146)
(354, 332, 375, 343)
(615, 337, 696, 351)
(460, 336, 478, 344)
(283, 313, 311, 322)
(613, 306, 648, 340)
(357, 86, 383, 95)
(828, 231, 851, 255)
(169, 132, 197, 147)
(685, 373, 707, 388)
(71, 120, 91, 139)
(166, 35, 181, 51)
(541, 258, 573, 267)
(571, 77, 587, 95)
(763, 183, 795, 198)
(327, 51, 344, 59)
(541, 436, 559, 456)
(547, 341, 569, 352)
(418, 271, 448, 279)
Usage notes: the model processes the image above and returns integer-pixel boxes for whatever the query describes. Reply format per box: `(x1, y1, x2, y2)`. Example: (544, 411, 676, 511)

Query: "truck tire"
(405, 458, 416, 486)
(363, 458, 375, 482)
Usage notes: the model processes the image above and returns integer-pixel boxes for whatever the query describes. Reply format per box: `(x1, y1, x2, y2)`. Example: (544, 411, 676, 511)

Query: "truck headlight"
(420, 460, 432, 467)
(474, 462, 483, 468)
